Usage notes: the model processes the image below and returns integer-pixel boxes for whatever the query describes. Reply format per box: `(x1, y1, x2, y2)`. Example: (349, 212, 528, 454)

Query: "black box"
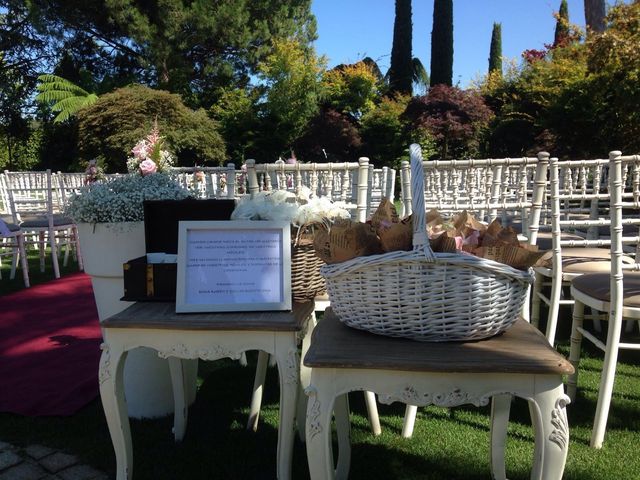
(122, 199, 236, 301)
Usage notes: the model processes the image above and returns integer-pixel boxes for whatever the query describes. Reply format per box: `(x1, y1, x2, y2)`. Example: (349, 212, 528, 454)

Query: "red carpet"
(0, 273, 102, 416)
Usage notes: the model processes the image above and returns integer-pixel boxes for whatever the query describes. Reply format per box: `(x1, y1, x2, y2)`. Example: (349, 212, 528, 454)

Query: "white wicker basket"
(320, 144, 534, 342)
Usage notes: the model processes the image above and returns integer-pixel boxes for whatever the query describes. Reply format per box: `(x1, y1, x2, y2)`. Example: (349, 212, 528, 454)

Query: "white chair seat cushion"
(20, 215, 74, 228)
(572, 272, 640, 308)
(540, 247, 635, 273)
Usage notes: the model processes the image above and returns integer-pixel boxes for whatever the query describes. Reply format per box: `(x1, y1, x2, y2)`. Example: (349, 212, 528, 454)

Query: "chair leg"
(49, 229, 60, 278)
(545, 276, 564, 346)
(567, 300, 585, 402)
(10, 244, 18, 280)
(247, 350, 269, 432)
(401, 405, 418, 438)
(530, 271, 543, 329)
(16, 235, 30, 288)
(591, 308, 624, 448)
(73, 226, 84, 271)
(364, 391, 381, 436)
(38, 232, 46, 273)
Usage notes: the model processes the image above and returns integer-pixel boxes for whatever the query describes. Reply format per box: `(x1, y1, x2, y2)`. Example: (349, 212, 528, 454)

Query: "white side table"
(99, 301, 314, 480)
(304, 309, 574, 480)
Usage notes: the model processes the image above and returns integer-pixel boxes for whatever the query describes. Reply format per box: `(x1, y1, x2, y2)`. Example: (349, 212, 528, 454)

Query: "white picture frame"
(176, 220, 292, 313)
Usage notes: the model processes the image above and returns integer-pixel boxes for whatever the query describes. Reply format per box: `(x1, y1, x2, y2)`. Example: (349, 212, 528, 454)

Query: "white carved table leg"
(247, 350, 269, 431)
(273, 334, 300, 480)
(297, 312, 317, 440)
(306, 384, 337, 480)
(529, 385, 570, 480)
(167, 357, 187, 442)
(333, 393, 351, 480)
(489, 394, 512, 480)
(99, 342, 132, 480)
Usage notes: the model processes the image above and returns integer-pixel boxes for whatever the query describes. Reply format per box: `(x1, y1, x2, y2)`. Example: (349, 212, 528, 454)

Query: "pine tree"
(430, 0, 454, 87)
(554, 0, 570, 47)
(488, 22, 502, 76)
(389, 0, 413, 95)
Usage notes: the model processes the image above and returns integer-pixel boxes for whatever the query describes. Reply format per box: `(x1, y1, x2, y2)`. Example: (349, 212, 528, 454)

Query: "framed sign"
(176, 221, 292, 313)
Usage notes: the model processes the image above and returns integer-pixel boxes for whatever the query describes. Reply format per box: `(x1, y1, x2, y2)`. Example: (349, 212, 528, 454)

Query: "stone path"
(0, 441, 109, 480)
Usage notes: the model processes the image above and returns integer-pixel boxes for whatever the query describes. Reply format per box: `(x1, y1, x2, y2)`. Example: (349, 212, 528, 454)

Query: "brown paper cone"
(379, 221, 413, 252)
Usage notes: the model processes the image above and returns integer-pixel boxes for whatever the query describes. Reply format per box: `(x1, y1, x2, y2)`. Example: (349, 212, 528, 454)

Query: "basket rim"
(320, 248, 534, 285)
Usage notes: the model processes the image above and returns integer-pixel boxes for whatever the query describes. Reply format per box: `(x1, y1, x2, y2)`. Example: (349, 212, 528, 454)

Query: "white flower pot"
(77, 221, 197, 419)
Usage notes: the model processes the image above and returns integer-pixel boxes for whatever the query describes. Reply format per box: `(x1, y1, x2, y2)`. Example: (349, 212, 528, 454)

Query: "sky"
(311, 0, 595, 89)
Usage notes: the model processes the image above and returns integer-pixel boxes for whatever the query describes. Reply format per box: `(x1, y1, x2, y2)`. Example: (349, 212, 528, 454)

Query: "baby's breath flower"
(65, 173, 191, 223)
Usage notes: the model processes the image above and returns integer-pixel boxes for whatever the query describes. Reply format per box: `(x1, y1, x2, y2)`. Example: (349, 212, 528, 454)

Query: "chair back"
(609, 152, 640, 318)
(367, 166, 396, 213)
(3, 170, 58, 223)
(401, 153, 548, 244)
(0, 173, 10, 215)
(169, 165, 237, 199)
(245, 158, 371, 222)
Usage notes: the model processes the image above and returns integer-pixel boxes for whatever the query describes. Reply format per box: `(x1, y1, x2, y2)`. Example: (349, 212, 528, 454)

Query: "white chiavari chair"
(567, 151, 640, 448)
(4, 169, 83, 279)
(529, 157, 640, 346)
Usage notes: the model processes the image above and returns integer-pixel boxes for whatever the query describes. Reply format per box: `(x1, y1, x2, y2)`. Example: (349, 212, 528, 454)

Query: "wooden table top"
(102, 301, 314, 332)
(304, 309, 574, 375)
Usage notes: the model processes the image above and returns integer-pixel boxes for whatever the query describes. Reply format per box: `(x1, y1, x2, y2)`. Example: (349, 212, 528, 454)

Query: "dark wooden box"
(122, 198, 236, 302)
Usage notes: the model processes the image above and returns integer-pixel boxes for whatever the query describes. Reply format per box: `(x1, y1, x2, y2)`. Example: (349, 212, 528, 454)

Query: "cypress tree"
(584, 0, 606, 35)
(554, 0, 570, 46)
(389, 0, 413, 95)
(430, 0, 454, 87)
(488, 22, 502, 76)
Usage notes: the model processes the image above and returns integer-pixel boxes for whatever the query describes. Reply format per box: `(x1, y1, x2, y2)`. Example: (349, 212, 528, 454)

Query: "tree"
(488, 23, 502, 76)
(35, 75, 98, 123)
(403, 85, 493, 159)
(294, 108, 362, 162)
(388, 0, 413, 95)
(19, 0, 318, 108)
(256, 38, 325, 159)
(430, 0, 454, 87)
(360, 94, 412, 168)
(554, 0, 570, 47)
(584, 0, 606, 35)
(321, 60, 381, 120)
(77, 85, 226, 171)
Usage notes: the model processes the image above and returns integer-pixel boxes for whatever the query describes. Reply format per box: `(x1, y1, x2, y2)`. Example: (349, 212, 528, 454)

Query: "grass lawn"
(2, 252, 640, 479)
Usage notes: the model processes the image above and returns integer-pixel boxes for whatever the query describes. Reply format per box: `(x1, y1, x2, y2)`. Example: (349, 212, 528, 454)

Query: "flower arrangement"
(65, 173, 191, 223)
(84, 159, 105, 185)
(126, 121, 175, 175)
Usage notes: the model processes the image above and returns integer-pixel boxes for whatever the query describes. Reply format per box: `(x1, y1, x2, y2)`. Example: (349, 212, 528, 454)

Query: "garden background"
(1, 0, 639, 176)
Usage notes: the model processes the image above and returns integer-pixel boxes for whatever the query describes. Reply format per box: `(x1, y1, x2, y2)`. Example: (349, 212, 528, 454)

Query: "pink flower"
(139, 159, 158, 176)
(132, 141, 149, 160)
(146, 120, 161, 146)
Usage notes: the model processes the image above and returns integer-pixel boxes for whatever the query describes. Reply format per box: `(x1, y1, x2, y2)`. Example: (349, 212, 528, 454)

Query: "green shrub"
(77, 85, 226, 172)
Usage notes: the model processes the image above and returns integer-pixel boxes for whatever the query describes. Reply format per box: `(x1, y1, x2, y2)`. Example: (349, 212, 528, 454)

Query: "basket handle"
(409, 144, 435, 261)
